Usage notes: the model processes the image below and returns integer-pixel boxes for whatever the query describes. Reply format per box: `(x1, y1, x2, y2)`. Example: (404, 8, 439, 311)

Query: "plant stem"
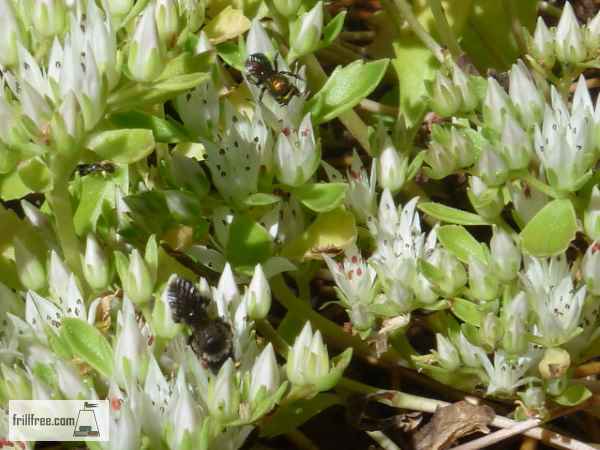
(366, 431, 401, 450)
(359, 99, 399, 116)
(46, 176, 85, 286)
(256, 319, 291, 354)
(301, 54, 373, 154)
(427, 0, 462, 61)
(392, 0, 445, 62)
(285, 430, 320, 450)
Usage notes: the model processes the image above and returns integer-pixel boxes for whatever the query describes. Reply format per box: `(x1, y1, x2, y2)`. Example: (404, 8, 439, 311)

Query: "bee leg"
(279, 71, 303, 80)
(258, 86, 267, 103)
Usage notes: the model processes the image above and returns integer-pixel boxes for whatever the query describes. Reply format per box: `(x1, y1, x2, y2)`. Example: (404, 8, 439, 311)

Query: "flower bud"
(127, 3, 164, 82)
(274, 114, 320, 186)
(538, 347, 571, 379)
(287, 322, 351, 392)
(490, 226, 521, 282)
(289, 2, 323, 60)
(430, 73, 461, 117)
(54, 359, 89, 398)
(273, 0, 301, 17)
(435, 333, 460, 371)
(480, 312, 499, 351)
(584, 185, 600, 241)
(500, 115, 532, 170)
(114, 298, 148, 386)
(519, 386, 546, 411)
(0, 0, 20, 67)
(14, 238, 46, 292)
(530, 17, 556, 68)
(452, 64, 478, 113)
(116, 250, 154, 305)
(483, 77, 513, 132)
(468, 256, 499, 302)
(1, 364, 31, 400)
(194, 30, 214, 54)
(476, 146, 509, 187)
(152, 275, 183, 339)
(249, 343, 280, 402)
(456, 332, 485, 368)
(555, 2, 587, 64)
(377, 137, 408, 193)
(467, 176, 504, 219)
(32, 0, 67, 38)
(502, 292, 529, 354)
(207, 359, 240, 422)
(246, 264, 271, 321)
(427, 249, 467, 296)
(413, 273, 438, 305)
(582, 242, 600, 295)
(509, 60, 544, 129)
(425, 142, 455, 179)
(586, 11, 600, 49)
(82, 234, 111, 291)
(108, 0, 134, 17)
(155, 0, 180, 47)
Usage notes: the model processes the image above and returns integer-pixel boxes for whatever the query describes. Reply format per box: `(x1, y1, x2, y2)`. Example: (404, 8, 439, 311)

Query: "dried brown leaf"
(412, 401, 495, 450)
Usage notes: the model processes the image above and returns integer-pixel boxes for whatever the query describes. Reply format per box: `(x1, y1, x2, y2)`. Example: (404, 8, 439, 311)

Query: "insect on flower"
(166, 276, 233, 372)
(75, 161, 116, 176)
(245, 53, 303, 105)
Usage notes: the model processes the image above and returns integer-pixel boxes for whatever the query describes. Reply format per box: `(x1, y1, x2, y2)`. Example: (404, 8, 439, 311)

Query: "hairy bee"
(166, 276, 233, 372)
(245, 53, 303, 105)
(76, 160, 116, 176)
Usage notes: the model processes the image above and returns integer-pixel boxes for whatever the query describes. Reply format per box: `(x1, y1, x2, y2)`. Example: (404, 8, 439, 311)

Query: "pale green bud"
(582, 242, 600, 295)
(82, 234, 111, 291)
(14, 238, 46, 292)
(490, 226, 521, 282)
(32, 0, 67, 37)
(435, 333, 460, 371)
(289, 2, 324, 60)
(246, 264, 271, 321)
(555, 2, 587, 64)
(155, 0, 180, 47)
(127, 3, 164, 82)
(468, 256, 499, 302)
(430, 73, 461, 117)
(538, 347, 570, 379)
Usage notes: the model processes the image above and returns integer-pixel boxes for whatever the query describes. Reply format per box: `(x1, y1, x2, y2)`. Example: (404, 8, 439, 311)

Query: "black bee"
(76, 160, 116, 176)
(166, 276, 233, 372)
(245, 53, 303, 105)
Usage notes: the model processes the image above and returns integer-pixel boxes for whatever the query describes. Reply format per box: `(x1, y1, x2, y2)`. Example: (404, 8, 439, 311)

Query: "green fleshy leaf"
(292, 182, 347, 212)
(60, 318, 114, 378)
(124, 191, 172, 235)
(0, 170, 33, 201)
(418, 202, 489, 225)
(85, 129, 155, 164)
(110, 111, 190, 143)
(243, 193, 282, 206)
(307, 59, 389, 124)
(163, 153, 210, 198)
(74, 177, 114, 235)
(259, 393, 342, 438)
(216, 41, 245, 71)
(226, 214, 272, 267)
(17, 157, 52, 193)
(553, 384, 592, 406)
(282, 209, 357, 260)
(203, 6, 250, 44)
(320, 11, 346, 48)
(520, 199, 577, 257)
(163, 190, 203, 224)
(450, 298, 482, 327)
(438, 225, 487, 264)
(145, 234, 159, 282)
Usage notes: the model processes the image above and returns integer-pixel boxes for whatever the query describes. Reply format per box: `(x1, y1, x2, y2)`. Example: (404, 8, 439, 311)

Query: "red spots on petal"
(337, 262, 343, 271)
(147, 335, 155, 346)
(351, 255, 358, 264)
(111, 397, 122, 411)
(523, 183, 531, 199)
(282, 127, 291, 136)
(356, 268, 363, 276)
(592, 242, 600, 253)
(301, 128, 310, 137)
(349, 169, 360, 180)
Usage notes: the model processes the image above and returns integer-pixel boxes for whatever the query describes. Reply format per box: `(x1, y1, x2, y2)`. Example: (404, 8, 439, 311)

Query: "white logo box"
(9, 400, 109, 442)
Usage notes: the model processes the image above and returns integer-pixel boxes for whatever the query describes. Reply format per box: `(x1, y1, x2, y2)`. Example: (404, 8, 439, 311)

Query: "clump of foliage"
(1, 0, 600, 448)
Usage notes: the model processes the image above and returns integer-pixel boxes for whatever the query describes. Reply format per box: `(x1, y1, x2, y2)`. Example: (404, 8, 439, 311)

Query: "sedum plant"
(2, 0, 600, 448)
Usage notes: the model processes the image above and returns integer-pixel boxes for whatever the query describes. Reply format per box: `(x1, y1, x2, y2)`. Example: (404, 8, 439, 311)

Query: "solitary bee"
(245, 53, 303, 105)
(76, 160, 116, 176)
(166, 276, 233, 372)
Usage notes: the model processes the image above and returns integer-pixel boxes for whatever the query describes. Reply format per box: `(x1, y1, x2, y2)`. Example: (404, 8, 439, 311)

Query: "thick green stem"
(301, 54, 373, 154)
(427, 0, 462, 61)
(392, 0, 445, 62)
(47, 177, 85, 286)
